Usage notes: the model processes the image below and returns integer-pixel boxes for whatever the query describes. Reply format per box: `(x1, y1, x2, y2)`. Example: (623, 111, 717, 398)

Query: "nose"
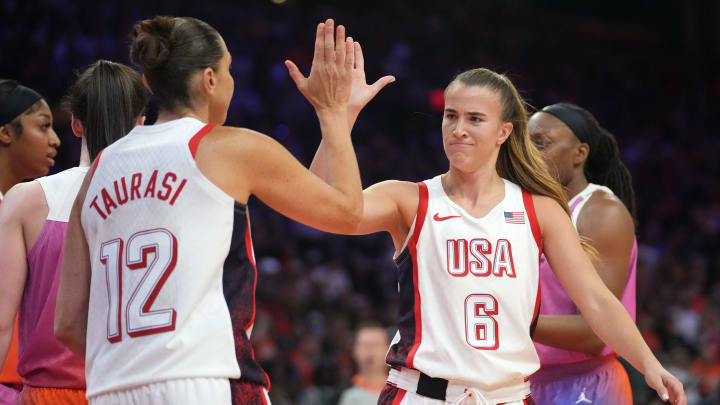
(48, 127, 61, 148)
(452, 118, 468, 138)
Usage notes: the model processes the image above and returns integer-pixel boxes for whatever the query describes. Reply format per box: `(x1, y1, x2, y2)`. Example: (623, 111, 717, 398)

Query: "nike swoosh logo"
(433, 213, 461, 221)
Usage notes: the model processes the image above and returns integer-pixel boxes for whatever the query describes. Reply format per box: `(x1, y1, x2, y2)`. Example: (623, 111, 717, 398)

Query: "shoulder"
(199, 126, 281, 162)
(577, 189, 634, 238)
(0, 181, 47, 221)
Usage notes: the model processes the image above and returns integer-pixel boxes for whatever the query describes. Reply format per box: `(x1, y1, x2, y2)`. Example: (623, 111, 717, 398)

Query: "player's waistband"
(387, 367, 531, 404)
(530, 354, 619, 383)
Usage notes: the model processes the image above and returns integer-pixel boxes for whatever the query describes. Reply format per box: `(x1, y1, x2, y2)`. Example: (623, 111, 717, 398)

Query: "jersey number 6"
(465, 294, 499, 350)
(100, 228, 178, 343)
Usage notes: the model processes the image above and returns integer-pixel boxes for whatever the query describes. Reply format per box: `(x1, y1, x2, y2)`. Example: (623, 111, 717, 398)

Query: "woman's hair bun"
(130, 16, 176, 71)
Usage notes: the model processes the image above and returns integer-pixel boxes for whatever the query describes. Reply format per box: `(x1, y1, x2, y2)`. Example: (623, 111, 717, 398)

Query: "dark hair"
(62, 60, 149, 160)
(0, 79, 44, 136)
(129, 16, 224, 113)
(544, 103, 636, 220)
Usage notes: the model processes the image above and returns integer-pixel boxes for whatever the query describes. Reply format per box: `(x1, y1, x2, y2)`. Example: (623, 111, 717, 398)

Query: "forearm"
(309, 109, 360, 180)
(533, 314, 605, 356)
(581, 291, 659, 374)
(314, 108, 363, 218)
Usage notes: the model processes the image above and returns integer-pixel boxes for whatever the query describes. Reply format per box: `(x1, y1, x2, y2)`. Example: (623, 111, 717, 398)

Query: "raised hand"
(285, 19, 354, 112)
(348, 41, 395, 119)
(645, 366, 686, 405)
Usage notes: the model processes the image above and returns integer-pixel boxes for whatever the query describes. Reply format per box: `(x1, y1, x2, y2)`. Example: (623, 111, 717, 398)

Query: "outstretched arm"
(0, 185, 35, 367)
(55, 169, 92, 357)
(533, 194, 635, 355)
(536, 195, 685, 404)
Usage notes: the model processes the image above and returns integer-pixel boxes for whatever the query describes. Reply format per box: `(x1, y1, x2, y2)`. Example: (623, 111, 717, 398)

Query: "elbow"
(54, 316, 74, 348)
(332, 198, 363, 234)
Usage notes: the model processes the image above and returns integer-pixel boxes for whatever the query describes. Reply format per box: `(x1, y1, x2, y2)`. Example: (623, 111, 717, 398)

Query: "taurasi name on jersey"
(88, 170, 188, 220)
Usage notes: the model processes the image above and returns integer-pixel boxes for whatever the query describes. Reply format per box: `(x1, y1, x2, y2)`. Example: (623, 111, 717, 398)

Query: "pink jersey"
(534, 183, 637, 365)
(18, 167, 87, 388)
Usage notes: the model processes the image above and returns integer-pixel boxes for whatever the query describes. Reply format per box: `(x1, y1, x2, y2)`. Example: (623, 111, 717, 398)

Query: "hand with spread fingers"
(347, 40, 395, 121)
(285, 19, 354, 113)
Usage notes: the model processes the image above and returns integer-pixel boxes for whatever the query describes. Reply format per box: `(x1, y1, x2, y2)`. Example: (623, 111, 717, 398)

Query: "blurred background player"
(54, 16, 388, 405)
(338, 322, 390, 405)
(0, 80, 61, 405)
(313, 67, 685, 404)
(528, 103, 637, 405)
(0, 60, 148, 405)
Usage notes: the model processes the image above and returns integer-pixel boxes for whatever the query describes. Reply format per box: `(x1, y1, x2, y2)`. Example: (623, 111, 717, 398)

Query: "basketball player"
(0, 80, 61, 405)
(0, 60, 148, 405)
(528, 103, 637, 405)
(54, 17, 381, 405)
(309, 68, 685, 404)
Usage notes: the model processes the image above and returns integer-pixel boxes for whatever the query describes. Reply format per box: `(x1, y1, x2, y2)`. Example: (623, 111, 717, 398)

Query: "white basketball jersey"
(82, 118, 266, 398)
(386, 175, 542, 398)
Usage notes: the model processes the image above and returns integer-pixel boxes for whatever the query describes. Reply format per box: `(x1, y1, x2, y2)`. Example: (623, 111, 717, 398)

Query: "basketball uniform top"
(534, 183, 637, 365)
(82, 117, 268, 398)
(387, 175, 542, 400)
(17, 167, 88, 389)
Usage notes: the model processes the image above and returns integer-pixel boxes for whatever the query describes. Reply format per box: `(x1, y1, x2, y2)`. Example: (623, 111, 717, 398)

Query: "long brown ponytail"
(447, 68, 595, 254)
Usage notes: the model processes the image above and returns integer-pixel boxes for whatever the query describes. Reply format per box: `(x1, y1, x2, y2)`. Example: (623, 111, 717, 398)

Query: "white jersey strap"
(568, 183, 614, 227)
(36, 166, 90, 222)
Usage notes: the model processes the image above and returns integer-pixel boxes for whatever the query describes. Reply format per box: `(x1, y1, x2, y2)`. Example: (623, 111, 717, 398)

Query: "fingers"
(284, 60, 306, 87)
(313, 22, 325, 64)
(665, 375, 686, 405)
(324, 19, 335, 62)
(345, 37, 355, 71)
(335, 24, 346, 66)
(371, 75, 396, 93)
(354, 42, 364, 70)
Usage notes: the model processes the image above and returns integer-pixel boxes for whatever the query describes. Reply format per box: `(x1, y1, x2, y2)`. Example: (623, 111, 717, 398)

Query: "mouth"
(47, 151, 57, 166)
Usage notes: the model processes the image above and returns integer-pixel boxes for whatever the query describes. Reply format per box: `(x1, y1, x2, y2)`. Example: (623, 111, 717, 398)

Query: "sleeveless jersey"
(534, 183, 637, 365)
(387, 175, 542, 397)
(18, 167, 87, 389)
(82, 117, 268, 398)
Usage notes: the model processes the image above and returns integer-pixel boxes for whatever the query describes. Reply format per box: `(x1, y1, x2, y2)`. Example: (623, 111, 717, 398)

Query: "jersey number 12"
(100, 228, 178, 343)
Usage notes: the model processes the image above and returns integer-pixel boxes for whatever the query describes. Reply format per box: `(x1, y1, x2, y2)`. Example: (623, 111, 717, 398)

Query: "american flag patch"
(504, 211, 525, 224)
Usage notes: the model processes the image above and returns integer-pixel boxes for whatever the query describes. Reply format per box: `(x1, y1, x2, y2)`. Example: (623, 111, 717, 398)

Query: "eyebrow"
(444, 108, 487, 117)
(38, 113, 52, 119)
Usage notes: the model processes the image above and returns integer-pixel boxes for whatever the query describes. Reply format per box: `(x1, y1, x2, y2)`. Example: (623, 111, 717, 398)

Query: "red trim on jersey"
(188, 124, 216, 158)
(90, 149, 105, 179)
(391, 388, 407, 405)
(521, 189, 542, 253)
(406, 182, 429, 369)
(522, 189, 543, 333)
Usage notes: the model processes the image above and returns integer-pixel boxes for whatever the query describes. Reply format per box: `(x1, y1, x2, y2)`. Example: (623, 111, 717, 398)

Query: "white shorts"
(89, 377, 231, 405)
(394, 389, 530, 405)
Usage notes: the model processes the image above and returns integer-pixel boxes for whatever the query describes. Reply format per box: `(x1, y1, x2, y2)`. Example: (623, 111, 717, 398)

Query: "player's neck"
(155, 107, 208, 125)
(0, 153, 23, 195)
(78, 136, 91, 167)
(565, 174, 588, 200)
(444, 166, 503, 206)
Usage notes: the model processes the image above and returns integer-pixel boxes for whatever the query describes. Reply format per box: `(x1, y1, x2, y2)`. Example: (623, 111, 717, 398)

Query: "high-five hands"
(285, 19, 354, 112)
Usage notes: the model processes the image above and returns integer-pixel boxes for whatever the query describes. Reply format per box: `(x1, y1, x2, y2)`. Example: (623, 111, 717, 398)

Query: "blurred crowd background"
(2, 0, 718, 404)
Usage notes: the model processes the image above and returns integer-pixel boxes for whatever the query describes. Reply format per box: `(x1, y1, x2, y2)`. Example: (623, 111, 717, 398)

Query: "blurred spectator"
(338, 322, 391, 405)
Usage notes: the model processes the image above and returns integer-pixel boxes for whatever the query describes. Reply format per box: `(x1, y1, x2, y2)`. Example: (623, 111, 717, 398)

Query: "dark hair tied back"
(130, 17, 175, 71)
(129, 16, 224, 113)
